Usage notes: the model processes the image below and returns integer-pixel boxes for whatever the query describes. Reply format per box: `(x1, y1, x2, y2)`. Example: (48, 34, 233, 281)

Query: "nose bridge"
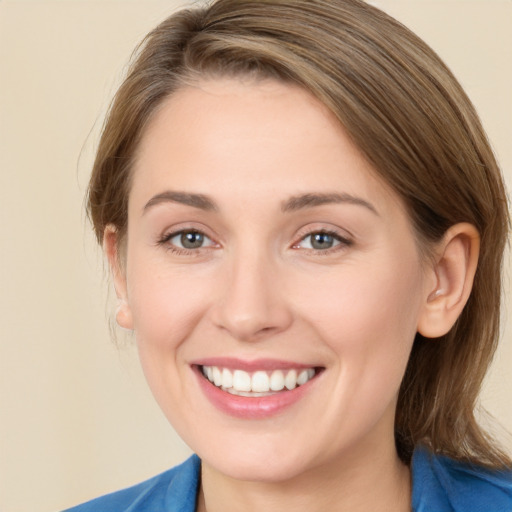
(212, 240, 292, 341)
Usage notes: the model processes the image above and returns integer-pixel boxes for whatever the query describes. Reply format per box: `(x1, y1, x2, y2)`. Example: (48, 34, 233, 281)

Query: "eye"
(294, 230, 351, 251)
(159, 229, 216, 251)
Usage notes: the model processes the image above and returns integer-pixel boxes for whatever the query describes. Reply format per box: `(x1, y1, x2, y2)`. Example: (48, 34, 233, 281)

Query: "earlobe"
(103, 225, 134, 330)
(115, 298, 134, 331)
(417, 223, 480, 339)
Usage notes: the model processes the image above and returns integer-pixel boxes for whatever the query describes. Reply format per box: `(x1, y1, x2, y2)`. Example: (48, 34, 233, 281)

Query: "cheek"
(126, 255, 212, 354)
(295, 254, 424, 378)
(124, 259, 215, 426)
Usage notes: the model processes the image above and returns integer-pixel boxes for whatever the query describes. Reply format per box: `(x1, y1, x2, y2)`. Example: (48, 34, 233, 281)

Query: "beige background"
(1, 1, 511, 511)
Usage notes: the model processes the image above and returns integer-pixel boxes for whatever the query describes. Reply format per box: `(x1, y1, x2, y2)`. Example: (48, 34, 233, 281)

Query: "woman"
(65, 0, 512, 510)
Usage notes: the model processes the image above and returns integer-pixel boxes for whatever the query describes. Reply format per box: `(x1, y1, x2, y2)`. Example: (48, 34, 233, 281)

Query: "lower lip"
(193, 366, 319, 419)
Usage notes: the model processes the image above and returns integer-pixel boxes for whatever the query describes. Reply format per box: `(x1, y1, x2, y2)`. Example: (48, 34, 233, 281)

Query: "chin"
(196, 435, 322, 483)
(209, 456, 309, 483)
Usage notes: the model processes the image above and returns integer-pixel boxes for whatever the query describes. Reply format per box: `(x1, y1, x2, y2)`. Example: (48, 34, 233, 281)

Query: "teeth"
(297, 369, 309, 386)
(222, 368, 233, 389)
(252, 371, 270, 392)
(285, 369, 297, 390)
(212, 367, 222, 386)
(201, 366, 317, 394)
(270, 370, 285, 391)
(233, 370, 252, 392)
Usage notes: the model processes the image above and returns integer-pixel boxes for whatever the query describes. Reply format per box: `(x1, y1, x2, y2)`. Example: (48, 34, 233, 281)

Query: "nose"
(211, 249, 293, 342)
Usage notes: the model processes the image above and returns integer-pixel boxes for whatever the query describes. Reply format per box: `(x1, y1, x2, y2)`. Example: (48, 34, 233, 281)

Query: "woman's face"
(117, 78, 433, 481)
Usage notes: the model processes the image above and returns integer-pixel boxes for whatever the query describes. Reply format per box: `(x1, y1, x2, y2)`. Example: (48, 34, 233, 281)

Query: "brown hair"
(88, 0, 511, 468)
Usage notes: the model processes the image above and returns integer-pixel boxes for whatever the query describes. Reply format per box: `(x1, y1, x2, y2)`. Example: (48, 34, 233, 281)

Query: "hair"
(87, 0, 511, 468)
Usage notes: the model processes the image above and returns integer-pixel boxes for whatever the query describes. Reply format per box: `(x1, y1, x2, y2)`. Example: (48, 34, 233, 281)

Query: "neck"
(197, 442, 411, 512)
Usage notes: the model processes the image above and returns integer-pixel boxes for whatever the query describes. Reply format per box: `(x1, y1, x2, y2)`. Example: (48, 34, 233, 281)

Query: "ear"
(417, 223, 479, 338)
(103, 225, 133, 330)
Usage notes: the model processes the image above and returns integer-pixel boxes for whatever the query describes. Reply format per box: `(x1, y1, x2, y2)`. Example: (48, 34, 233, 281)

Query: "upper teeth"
(202, 366, 316, 394)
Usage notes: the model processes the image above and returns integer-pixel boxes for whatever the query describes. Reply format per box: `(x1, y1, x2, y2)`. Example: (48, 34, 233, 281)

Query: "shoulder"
(62, 455, 201, 512)
(412, 445, 512, 512)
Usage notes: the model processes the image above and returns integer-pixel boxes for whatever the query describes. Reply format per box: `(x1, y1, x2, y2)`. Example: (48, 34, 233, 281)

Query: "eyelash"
(292, 229, 353, 255)
(157, 229, 216, 256)
(156, 228, 353, 256)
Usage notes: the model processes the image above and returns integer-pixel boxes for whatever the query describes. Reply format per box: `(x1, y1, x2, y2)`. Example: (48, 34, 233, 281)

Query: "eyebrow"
(143, 191, 218, 213)
(142, 190, 378, 216)
(282, 193, 379, 215)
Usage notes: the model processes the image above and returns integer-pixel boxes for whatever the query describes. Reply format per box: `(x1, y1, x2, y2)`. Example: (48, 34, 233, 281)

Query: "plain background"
(1, 1, 511, 511)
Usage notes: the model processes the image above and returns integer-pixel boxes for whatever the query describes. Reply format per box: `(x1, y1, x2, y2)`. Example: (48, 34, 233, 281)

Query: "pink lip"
(191, 357, 316, 372)
(191, 362, 322, 420)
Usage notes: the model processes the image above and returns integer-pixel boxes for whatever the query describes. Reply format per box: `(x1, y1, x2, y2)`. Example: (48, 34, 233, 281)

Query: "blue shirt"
(64, 445, 512, 511)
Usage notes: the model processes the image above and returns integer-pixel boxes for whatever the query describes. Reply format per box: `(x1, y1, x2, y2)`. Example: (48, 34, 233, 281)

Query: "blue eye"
(297, 231, 349, 251)
(162, 230, 215, 250)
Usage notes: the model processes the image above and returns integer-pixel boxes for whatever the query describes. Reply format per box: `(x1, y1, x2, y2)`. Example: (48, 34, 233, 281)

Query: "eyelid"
(155, 223, 353, 255)
(291, 225, 353, 252)
(157, 225, 220, 254)
(169, 230, 215, 248)
(295, 231, 341, 250)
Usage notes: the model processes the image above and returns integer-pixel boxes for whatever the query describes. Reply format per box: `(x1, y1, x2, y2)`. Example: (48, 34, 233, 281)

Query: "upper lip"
(191, 357, 321, 372)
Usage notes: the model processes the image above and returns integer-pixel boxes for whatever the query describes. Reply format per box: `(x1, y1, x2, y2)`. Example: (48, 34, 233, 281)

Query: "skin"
(106, 78, 479, 512)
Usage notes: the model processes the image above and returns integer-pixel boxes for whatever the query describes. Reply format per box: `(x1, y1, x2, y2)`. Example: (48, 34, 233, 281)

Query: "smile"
(201, 366, 317, 396)
(193, 359, 323, 418)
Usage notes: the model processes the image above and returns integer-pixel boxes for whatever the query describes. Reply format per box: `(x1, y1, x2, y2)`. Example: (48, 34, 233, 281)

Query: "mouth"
(200, 365, 319, 397)
(192, 358, 324, 418)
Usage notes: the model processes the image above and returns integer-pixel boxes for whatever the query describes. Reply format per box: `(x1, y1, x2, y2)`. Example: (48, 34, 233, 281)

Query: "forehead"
(130, 78, 402, 216)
